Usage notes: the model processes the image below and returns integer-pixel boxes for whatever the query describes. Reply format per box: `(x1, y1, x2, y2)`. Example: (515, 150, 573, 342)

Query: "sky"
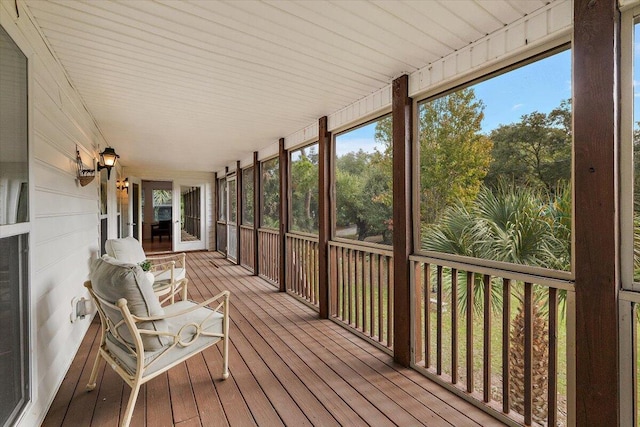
(337, 49, 572, 155)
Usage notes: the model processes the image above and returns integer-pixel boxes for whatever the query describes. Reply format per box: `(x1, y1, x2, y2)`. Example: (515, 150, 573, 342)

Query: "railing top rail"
(286, 232, 319, 243)
(257, 227, 279, 235)
(620, 290, 640, 304)
(239, 224, 254, 230)
(410, 253, 575, 292)
(329, 240, 394, 257)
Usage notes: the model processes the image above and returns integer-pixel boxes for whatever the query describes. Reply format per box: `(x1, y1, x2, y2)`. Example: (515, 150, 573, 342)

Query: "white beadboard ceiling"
(23, 0, 550, 172)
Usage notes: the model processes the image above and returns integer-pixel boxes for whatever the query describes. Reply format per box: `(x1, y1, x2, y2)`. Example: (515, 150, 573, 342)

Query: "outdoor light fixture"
(97, 146, 119, 180)
(76, 146, 96, 187)
(118, 177, 129, 193)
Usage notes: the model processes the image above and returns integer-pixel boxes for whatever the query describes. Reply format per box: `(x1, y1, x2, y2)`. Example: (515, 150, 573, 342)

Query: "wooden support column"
(253, 152, 260, 276)
(318, 116, 331, 319)
(236, 160, 242, 265)
(574, 0, 619, 425)
(392, 74, 413, 367)
(279, 138, 288, 292)
(214, 171, 219, 252)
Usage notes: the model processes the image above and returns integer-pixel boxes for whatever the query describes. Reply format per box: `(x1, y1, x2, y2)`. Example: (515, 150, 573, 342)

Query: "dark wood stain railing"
(410, 254, 574, 427)
(286, 233, 319, 309)
(329, 241, 394, 351)
(258, 228, 279, 285)
(240, 225, 255, 272)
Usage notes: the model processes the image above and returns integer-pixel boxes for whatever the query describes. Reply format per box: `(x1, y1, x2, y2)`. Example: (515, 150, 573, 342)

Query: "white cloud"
(511, 103, 524, 111)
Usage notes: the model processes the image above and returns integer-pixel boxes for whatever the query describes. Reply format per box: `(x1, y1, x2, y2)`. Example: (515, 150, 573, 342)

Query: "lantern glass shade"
(100, 147, 119, 167)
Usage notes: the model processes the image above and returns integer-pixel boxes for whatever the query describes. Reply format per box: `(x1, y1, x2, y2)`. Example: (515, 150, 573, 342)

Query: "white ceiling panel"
(22, 0, 557, 172)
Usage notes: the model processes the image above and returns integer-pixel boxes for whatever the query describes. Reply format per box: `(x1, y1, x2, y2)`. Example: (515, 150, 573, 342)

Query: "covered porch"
(42, 251, 500, 427)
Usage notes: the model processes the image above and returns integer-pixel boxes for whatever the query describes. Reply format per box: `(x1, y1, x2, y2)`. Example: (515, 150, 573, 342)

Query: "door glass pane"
(0, 234, 29, 426)
(218, 178, 227, 221)
(0, 24, 28, 225)
(181, 186, 201, 242)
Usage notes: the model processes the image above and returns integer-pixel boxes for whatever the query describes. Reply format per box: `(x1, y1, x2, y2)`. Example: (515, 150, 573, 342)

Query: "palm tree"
(422, 180, 570, 423)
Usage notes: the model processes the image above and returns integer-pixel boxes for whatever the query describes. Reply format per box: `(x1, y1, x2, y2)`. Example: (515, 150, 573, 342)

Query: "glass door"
(173, 182, 206, 252)
(227, 176, 238, 261)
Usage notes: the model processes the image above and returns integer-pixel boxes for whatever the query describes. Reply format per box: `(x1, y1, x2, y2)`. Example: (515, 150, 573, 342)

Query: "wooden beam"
(214, 172, 219, 252)
(236, 160, 242, 265)
(253, 152, 260, 276)
(318, 116, 331, 319)
(574, 0, 619, 424)
(279, 138, 288, 292)
(392, 74, 413, 367)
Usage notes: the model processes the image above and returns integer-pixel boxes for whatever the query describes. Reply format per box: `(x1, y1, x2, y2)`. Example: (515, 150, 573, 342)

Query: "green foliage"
(290, 145, 319, 234)
(242, 167, 254, 225)
(417, 88, 493, 224)
(335, 146, 393, 244)
(139, 260, 151, 272)
(485, 100, 571, 192)
(261, 157, 279, 229)
(422, 180, 571, 315)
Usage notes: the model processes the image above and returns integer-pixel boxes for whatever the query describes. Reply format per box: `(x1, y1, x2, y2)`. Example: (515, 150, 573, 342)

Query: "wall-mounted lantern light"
(97, 147, 119, 180)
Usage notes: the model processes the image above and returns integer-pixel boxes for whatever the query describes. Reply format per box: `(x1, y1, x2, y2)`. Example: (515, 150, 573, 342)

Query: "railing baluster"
(524, 282, 533, 426)
(548, 287, 558, 426)
(451, 268, 458, 384)
(424, 263, 430, 368)
(466, 271, 474, 393)
(388, 257, 393, 348)
(437, 265, 443, 375)
(483, 274, 492, 403)
(413, 261, 423, 365)
(378, 254, 383, 343)
(503, 278, 511, 413)
(370, 254, 375, 336)
(355, 250, 361, 330)
(362, 252, 367, 333)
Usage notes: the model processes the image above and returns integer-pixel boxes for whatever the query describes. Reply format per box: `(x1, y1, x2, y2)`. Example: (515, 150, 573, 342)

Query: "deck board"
(43, 251, 505, 427)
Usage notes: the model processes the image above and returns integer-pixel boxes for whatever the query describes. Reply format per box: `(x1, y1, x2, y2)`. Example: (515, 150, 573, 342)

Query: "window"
(334, 115, 392, 245)
(242, 167, 254, 226)
(418, 48, 572, 272)
(290, 143, 319, 234)
(0, 23, 30, 426)
(228, 178, 237, 224)
(634, 21, 640, 282)
(260, 157, 279, 229)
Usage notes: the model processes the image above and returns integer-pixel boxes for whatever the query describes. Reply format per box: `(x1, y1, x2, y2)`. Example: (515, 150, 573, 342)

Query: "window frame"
(0, 20, 33, 427)
(411, 43, 574, 282)
(241, 166, 254, 227)
(331, 112, 393, 251)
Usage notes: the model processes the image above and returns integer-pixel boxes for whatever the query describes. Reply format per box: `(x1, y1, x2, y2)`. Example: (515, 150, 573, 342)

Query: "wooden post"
(574, 0, 619, 424)
(279, 138, 288, 292)
(392, 74, 413, 367)
(318, 116, 331, 319)
(253, 152, 260, 276)
(236, 160, 242, 265)
(214, 172, 219, 252)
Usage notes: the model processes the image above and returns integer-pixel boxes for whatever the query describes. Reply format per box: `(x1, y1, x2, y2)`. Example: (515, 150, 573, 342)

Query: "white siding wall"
(0, 2, 115, 426)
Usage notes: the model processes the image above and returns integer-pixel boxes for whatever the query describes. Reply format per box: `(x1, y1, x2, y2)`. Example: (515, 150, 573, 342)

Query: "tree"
(290, 146, 319, 234)
(422, 181, 571, 424)
(418, 89, 493, 224)
(261, 157, 279, 228)
(485, 100, 571, 192)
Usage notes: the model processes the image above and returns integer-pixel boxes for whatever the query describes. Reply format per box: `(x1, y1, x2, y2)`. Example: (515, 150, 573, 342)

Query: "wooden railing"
(239, 225, 255, 272)
(410, 254, 575, 427)
(329, 241, 394, 351)
(285, 233, 319, 309)
(258, 228, 279, 285)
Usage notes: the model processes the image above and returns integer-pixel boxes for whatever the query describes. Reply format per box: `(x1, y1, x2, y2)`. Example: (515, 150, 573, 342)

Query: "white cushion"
(154, 267, 186, 283)
(105, 301, 223, 376)
(105, 237, 147, 264)
(90, 257, 169, 350)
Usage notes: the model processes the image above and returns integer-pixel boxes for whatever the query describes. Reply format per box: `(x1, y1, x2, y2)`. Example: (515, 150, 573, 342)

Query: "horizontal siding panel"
(328, 85, 392, 132)
(34, 212, 97, 245)
(284, 123, 319, 150)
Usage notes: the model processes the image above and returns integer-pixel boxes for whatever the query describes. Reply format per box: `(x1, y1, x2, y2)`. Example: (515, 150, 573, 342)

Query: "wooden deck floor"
(43, 251, 504, 427)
